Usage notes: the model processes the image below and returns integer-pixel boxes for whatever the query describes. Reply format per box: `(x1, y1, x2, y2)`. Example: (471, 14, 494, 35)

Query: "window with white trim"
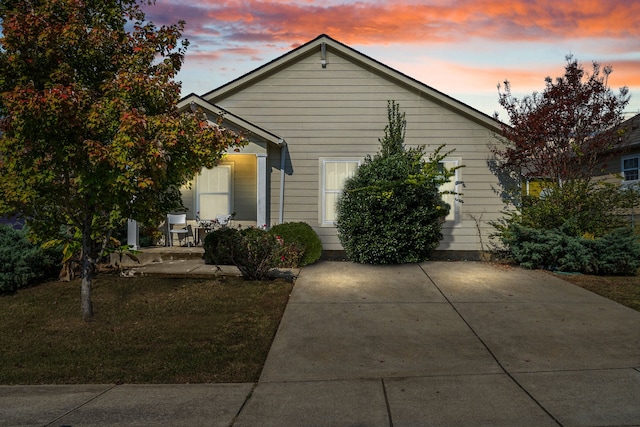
(623, 155, 639, 182)
(439, 159, 461, 223)
(197, 164, 233, 220)
(320, 159, 360, 225)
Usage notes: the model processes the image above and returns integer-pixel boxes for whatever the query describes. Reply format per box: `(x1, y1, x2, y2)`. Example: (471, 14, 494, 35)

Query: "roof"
(200, 34, 503, 134)
(177, 94, 285, 146)
(621, 113, 640, 148)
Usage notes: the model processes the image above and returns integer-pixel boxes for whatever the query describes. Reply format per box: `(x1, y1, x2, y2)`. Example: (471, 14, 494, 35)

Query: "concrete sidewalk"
(2, 261, 639, 426)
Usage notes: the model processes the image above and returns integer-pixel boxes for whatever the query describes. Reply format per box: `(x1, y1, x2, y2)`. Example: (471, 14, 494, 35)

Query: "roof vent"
(321, 42, 327, 68)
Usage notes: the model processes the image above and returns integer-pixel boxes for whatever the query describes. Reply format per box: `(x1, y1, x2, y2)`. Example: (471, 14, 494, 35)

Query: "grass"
(3, 267, 638, 386)
(0, 274, 293, 384)
(556, 273, 640, 312)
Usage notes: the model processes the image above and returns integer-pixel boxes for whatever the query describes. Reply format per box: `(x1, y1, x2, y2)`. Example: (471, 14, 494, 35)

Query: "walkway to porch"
(110, 246, 241, 278)
(110, 246, 300, 281)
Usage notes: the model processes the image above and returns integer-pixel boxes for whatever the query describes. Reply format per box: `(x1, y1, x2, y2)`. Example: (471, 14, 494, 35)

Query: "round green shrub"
(268, 222, 322, 266)
(589, 228, 640, 275)
(336, 149, 451, 264)
(203, 227, 241, 265)
(203, 227, 283, 280)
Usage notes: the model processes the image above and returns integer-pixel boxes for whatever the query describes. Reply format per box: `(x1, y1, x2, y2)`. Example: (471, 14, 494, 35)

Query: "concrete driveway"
(2, 261, 639, 426)
(236, 261, 640, 426)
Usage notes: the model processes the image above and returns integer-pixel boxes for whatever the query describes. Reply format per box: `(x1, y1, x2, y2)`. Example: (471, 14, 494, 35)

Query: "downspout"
(279, 140, 287, 224)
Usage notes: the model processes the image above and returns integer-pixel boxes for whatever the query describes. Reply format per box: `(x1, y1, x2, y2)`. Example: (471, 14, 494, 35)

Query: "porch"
(127, 150, 274, 250)
(112, 246, 243, 278)
(128, 95, 288, 250)
(110, 246, 300, 281)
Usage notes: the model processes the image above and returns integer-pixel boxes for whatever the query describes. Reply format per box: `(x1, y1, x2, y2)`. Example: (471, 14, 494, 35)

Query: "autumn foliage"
(491, 57, 640, 271)
(0, 0, 241, 319)
(493, 56, 630, 184)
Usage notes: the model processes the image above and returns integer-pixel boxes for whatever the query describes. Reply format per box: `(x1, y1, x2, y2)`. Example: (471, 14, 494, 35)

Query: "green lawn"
(0, 275, 292, 384)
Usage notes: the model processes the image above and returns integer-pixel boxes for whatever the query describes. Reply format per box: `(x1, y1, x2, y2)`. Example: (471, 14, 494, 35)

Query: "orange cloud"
(149, 0, 640, 114)
(185, 46, 264, 64)
(608, 60, 640, 89)
(149, 0, 640, 47)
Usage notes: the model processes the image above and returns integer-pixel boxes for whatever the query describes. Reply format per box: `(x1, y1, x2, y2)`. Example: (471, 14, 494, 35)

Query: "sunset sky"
(146, 0, 640, 119)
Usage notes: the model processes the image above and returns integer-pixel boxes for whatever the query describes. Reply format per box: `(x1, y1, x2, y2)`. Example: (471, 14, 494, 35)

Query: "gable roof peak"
(202, 34, 502, 132)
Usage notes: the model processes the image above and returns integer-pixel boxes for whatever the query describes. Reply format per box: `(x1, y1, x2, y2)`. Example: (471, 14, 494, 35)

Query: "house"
(619, 113, 640, 184)
(613, 113, 640, 228)
(163, 34, 507, 258)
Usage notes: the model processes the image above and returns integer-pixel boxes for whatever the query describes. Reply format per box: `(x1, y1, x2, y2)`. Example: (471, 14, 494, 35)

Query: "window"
(439, 159, 461, 223)
(522, 178, 553, 197)
(320, 159, 360, 225)
(623, 156, 639, 181)
(319, 157, 460, 226)
(197, 164, 233, 220)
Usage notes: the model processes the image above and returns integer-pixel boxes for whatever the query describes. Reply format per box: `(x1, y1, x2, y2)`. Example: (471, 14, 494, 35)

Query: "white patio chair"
(216, 214, 233, 228)
(166, 214, 192, 246)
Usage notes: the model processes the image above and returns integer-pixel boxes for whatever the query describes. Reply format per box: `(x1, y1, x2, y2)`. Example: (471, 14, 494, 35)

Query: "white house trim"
(256, 153, 268, 228)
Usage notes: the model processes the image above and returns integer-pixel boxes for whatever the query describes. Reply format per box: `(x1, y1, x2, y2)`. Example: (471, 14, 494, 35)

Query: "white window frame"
(439, 158, 462, 225)
(622, 154, 640, 182)
(196, 163, 234, 221)
(319, 158, 361, 226)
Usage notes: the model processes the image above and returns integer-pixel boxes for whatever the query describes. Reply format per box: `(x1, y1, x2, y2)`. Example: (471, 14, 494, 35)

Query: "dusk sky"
(146, 0, 640, 119)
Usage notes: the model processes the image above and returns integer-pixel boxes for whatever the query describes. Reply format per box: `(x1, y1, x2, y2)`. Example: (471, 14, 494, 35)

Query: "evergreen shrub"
(204, 227, 291, 280)
(335, 101, 457, 264)
(268, 222, 322, 266)
(203, 227, 240, 265)
(502, 223, 640, 275)
(0, 225, 61, 292)
(589, 228, 640, 275)
(336, 149, 453, 264)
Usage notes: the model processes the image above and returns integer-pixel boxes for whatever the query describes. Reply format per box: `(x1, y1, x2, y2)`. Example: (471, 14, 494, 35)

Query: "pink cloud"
(147, 0, 640, 114)
(147, 0, 640, 47)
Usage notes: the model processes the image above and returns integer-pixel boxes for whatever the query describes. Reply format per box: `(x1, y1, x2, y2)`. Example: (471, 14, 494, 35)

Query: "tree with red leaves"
(491, 56, 639, 239)
(0, 0, 241, 320)
(494, 55, 630, 185)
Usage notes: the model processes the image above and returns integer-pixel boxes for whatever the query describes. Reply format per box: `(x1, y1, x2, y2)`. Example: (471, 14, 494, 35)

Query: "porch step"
(110, 246, 204, 267)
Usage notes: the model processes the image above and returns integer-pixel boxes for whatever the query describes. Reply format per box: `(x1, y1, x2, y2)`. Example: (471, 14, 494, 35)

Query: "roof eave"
(178, 94, 285, 147)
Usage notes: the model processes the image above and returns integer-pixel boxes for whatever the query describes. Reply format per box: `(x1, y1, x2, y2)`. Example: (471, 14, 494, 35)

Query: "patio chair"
(216, 214, 233, 228)
(166, 214, 193, 247)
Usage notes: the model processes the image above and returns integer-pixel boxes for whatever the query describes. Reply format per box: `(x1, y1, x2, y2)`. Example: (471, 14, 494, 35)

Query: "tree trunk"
(81, 272, 93, 321)
(81, 228, 94, 321)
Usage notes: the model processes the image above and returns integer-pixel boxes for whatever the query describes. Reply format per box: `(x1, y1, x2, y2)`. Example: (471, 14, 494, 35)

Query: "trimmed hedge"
(268, 222, 322, 266)
(0, 225, 62, 292)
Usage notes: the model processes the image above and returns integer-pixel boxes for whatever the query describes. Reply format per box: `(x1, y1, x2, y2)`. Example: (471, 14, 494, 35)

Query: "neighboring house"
(619, 113, 640, 185)
(614, 113, 640, 229)
(168, 34, 507, 257)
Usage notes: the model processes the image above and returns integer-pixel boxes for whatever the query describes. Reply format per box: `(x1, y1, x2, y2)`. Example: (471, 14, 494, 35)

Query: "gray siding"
(211, 46, 504, 252)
